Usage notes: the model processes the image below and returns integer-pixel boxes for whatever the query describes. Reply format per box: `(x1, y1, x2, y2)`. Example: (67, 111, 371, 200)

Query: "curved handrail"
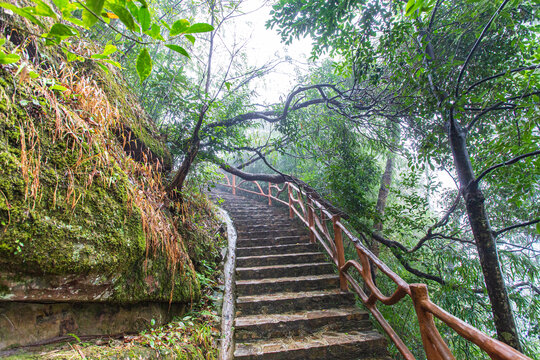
(217, 172, 532, 360)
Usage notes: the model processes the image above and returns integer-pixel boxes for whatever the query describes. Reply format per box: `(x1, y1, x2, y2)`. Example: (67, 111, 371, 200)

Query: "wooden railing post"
(232, 175, 236, 195)
(268, 182, 272, 206)
(332, 215, 348, 291)
(411, 284, 454, 360)
(307, 198, 315, 244)
(287, 183, 293, 219)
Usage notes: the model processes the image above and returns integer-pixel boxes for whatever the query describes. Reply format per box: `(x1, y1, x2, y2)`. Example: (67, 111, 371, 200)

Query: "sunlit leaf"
(165, 44, 189, 58)
(50, 84, 68, 91)
(126, 1, 139, 22)
(170, 19, 190, 36)
(34, 0, 57, 19)
(102, 44, 117, 55)
(108, 3, 136, 31)
(136, 48, 152, 82)
(138, 6, 150, 31)
(48, 23, 79, 38)
(0, 52, 20, 65)
(185, 34, 195, 44)
(145, 23, 164, 41)
(184, 23, 214, 34)
(103, 59, 122, 68)
(52, 0, 68, 11)
(82, 0, 105, 27)
(0, 2, 46, 28)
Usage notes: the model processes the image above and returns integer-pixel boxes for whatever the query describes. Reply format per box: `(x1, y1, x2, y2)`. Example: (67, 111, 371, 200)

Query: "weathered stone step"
(234, 330, 388, 360)
(230, 211, 290, 218)
(236, 252, 326, 267)
(229, 208, 279, 214)
(235, 307, 371, 341)
(236, 290, 355, 315)
(236, 243, 318, 257)
(237, 262, 334, 280)
(237, 235, 309, 248)
(237, 229, 302, 239)
(235, 223, 301, 232)
(237, 274, 339, 295)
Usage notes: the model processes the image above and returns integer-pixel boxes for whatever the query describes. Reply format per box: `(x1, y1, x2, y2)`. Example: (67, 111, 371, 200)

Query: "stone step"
(235, 223, 300, 232)
(237, 263, 334, 280)
(236, 290, 355, 316)
(236, 252, 326, 267)
(237, 235, 309, 248)
(229, 207, 279, 213)
(237, 274, 340, 296)
(236, 243, 318, 257)
(237, 229, 303, 239)
(229, 212, 279, 218)
(234, 330, 388, 360)
(235, 307, 371, 341)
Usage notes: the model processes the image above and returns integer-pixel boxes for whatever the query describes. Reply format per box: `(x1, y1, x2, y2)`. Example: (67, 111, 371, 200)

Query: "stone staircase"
(212, 188, 390, 360)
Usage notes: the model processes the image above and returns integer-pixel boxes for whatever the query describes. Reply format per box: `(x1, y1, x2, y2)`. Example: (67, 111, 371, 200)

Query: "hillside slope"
(0, 14, 222, 350)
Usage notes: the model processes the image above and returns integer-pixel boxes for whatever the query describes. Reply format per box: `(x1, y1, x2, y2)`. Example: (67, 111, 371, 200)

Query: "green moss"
(0, 68, 200, 304)
(93, 65, 173, 170)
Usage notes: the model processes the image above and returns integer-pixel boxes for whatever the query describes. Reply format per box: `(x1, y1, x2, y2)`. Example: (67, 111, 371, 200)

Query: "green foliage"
(136, 47, 152, 81)
(269, 0, 539, 357)
(2, 0, 213, 80)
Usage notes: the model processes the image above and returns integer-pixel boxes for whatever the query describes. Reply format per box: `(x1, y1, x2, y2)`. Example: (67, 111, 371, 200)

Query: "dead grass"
(5, 37, 191, 284)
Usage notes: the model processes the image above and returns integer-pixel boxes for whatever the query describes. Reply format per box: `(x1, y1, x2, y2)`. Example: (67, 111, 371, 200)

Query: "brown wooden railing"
(220, 173, 531, 360)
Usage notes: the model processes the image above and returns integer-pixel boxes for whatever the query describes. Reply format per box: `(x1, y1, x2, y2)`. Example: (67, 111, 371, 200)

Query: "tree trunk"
(447, 113, 522, 351)
(372, 153, 394, 254)
(166, 108, 206, 194)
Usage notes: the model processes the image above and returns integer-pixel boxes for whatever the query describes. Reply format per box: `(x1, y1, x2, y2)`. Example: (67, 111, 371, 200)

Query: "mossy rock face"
(0, 67, 197, 304)
(92, 63, 173, 172)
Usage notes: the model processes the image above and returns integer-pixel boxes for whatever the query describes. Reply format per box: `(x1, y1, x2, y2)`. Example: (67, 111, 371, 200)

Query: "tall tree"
(268, 0, 539, 351)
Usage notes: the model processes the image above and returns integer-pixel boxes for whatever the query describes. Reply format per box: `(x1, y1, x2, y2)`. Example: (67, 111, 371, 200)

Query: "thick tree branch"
(464, 65, 540, 96)
(475, 150, 540, 183)
(494, 219, 540, 237)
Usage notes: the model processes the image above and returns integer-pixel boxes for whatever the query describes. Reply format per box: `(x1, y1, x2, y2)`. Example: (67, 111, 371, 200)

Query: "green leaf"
(225, 82, 231, 91)
(0, 39, 5, 46)
(82, 0, 105, 28)
(102, 44, 117, 55)
(29, 71, 39, 79)
(165, 44, 189, 58)
(0, 2, 45, 28)
(136, 48, 152, 82)
(33, 0, 57, 19)
(185, 34, 195, 44)
(536, 222, 540, 235)
(103, 59, 121, 68)
(90, 54, 109, 59)
(52, 0, 68, 11)
(108, 4, 135, 31)
(138, 6, 150, 31)
(48, 23, 79, 38)
(160, 19, 171, 31)
(170, 19, 190, 36)
(126, 1, 139, 22)
(145, 23, 164, 41)
(95, 62, 109, 73)
(0, 52, 20, 65)
(184, 23, 214, 34)
(50, 84, 68, 91)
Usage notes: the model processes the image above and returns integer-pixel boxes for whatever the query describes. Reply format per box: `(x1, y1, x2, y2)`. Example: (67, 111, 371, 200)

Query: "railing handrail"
(218, 173, 531, 360)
